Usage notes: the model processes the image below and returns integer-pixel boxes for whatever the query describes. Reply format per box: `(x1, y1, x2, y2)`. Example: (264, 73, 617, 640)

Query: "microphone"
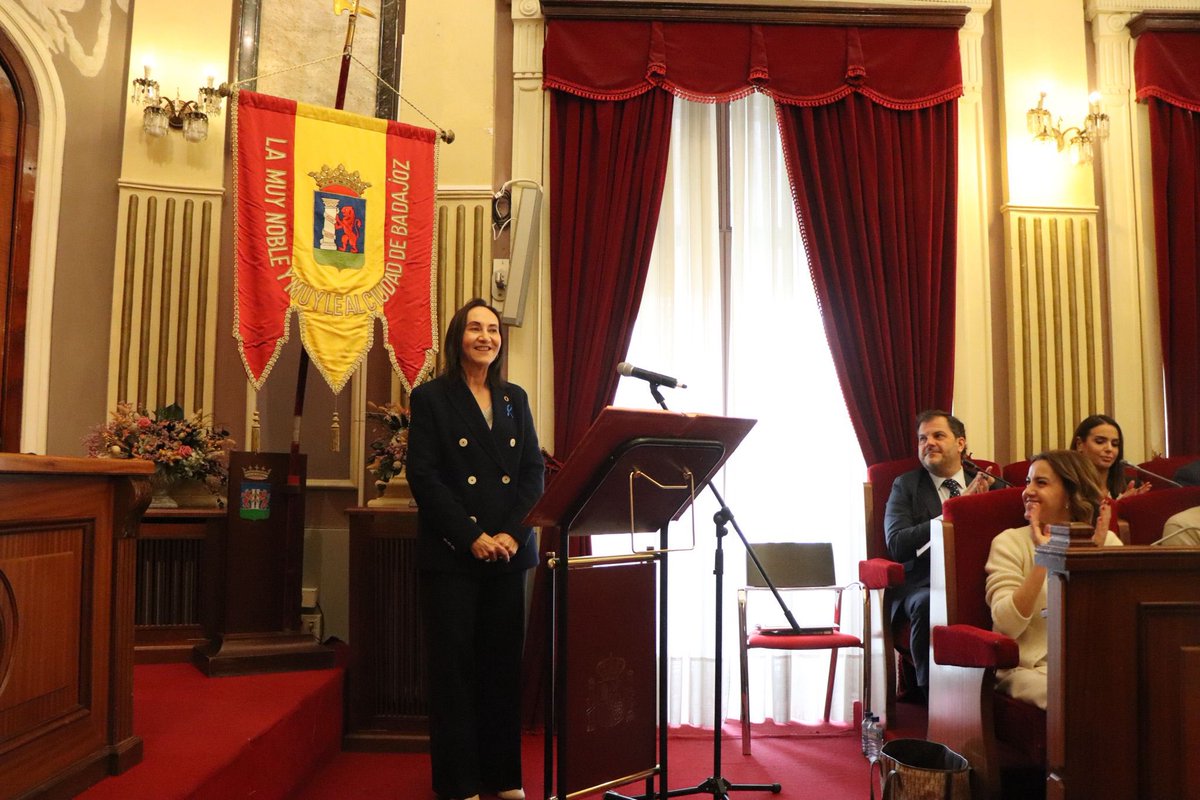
(1119, 459, 1182, 488)
(962, 457, 1013, 488)
(1150, 526, 1200, 546)
(617, 362, 687, 389)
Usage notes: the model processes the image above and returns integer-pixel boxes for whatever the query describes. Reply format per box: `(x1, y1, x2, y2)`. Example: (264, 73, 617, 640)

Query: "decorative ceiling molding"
(1127, 10, 1200, 33)
(539, 1, 973, 28)
(1086, 0, 1200, 20)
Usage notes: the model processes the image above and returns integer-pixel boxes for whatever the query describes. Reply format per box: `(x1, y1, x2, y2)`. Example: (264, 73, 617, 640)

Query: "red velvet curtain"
(522, 86, 673, 725)
(524, 18, 962, 721)
(548, 88, 674, 461)
(776, 95, 959, 464)
(541, 18, 962, 465)
(1136, 31, 1200, 452)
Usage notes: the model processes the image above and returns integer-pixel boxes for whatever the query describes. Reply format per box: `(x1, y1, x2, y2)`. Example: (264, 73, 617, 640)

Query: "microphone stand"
(962, 457, 1014, 488)
(619, 381, 790, 799)
(1121, 460, 1183, 488)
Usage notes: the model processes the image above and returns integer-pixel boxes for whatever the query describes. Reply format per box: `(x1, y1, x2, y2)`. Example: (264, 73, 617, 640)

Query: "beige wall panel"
(435, 189, 493, 330)
(108, 185, 223, 417)
(1003, 205, 1104, 459)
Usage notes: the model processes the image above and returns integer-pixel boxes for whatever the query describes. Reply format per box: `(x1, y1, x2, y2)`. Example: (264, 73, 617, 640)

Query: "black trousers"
(889, 581, 930, 689)
(422, 568, 527, 799)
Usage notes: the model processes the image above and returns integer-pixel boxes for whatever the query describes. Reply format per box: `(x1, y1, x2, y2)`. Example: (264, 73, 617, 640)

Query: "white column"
(506, 1, 552, 441)
(1089, 7, 1163, 460)
(954, 5, 996, 457)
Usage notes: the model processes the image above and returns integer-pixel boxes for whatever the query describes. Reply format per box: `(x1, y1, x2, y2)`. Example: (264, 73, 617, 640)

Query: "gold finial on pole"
(333, 0, 376, 19)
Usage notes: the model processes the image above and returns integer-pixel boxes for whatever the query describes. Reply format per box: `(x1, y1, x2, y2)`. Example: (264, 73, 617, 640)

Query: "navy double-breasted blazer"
(405, 373, 544, 574)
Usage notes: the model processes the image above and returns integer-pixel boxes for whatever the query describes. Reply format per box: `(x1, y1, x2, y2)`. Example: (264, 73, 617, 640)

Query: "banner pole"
(288, 0, 364, 486)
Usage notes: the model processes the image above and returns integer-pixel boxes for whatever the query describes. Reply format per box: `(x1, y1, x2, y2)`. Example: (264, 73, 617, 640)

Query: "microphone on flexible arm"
(962, 456, 1014, 488)
(1151, 526, 1200, 546)
(1120, 459, 1183, 488)
(616, 362, 687, 389)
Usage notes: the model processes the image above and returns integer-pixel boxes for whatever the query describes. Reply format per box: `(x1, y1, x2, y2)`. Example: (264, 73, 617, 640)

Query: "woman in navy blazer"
(406, 298, 544, 800)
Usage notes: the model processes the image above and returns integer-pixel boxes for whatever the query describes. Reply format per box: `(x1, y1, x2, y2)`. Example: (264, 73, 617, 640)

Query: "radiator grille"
(370, 535, 427, 717)
(135, 537, 204, 626)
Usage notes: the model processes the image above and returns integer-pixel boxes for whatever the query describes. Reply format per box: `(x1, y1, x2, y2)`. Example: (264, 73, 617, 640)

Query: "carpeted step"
(78, 663, 343, 800)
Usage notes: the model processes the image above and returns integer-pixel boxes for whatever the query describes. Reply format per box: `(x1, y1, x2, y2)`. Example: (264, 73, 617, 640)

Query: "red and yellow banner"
(233, 89, 438, 393)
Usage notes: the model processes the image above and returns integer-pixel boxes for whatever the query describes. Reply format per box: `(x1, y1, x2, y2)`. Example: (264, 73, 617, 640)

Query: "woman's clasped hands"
(470, 532, 520, 563)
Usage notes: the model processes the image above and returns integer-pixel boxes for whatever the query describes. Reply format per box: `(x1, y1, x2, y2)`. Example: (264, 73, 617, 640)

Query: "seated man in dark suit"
(884, 409, 993, 700)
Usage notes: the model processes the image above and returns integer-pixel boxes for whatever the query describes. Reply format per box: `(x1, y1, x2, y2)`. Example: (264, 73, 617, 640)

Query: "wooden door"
(0, 36, 38, 452)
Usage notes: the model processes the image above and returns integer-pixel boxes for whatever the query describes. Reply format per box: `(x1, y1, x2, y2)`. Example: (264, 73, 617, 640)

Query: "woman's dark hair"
(440, 298, 505, 386)
(1030, 450, 1105, 524)
(1071, 414, 1126, 497)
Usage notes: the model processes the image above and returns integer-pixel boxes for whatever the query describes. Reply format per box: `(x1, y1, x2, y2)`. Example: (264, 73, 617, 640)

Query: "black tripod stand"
(610, 382, 796, 799)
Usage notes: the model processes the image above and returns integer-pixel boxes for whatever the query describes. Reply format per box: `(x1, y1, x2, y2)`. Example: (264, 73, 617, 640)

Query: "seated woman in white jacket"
(984, 449, 1121, 709)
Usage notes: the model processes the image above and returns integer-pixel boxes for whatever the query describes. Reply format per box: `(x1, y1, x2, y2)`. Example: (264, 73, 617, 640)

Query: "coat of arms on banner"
(239, 464, 272, 520)
(310, 165, 369, 270)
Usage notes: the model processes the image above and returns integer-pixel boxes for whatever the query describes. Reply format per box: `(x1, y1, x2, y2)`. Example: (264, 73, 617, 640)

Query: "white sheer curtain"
(601, 93, 868, 728)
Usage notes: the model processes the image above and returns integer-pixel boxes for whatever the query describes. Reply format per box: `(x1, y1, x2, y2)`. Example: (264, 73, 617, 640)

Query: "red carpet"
(77, 662, 925, 799)
(298, 721, 878, 800)
(79, 663, 343, 800)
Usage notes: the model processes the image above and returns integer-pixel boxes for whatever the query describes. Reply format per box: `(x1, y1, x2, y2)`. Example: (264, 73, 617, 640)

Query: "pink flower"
(137, 417, 152, 429)
(179, 445, 193, 457)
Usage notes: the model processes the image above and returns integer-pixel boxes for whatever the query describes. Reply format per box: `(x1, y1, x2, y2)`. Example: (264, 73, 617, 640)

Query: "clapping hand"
(964, 469, 996, 495)
(1028, 505, 1052, 548)
(1117, 480, 1151, 500)
(1091, 498, 1113, 546)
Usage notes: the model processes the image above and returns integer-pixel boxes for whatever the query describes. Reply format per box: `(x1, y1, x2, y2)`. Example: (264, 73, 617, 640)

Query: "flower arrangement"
(366, 401, 410, 484)
(84, 403, 234, 492)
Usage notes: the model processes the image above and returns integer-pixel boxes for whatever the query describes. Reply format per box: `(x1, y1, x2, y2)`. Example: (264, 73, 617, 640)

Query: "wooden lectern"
(1038, 524, 1200, 800)
(0, 453, 153, 798)
(527, 408, 754, 800)
(192, 451, 334, 676)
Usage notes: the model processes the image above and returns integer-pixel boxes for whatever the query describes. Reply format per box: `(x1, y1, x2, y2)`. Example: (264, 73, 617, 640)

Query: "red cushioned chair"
(738, 543, 865, 755)
(863, 458, 920, 721)
(1137, 455, 1200, 490)
(1113, 486, 1200, 544)
(1002, 460, 1032, 490)
(928, 488, 1042, 800)
(863, 458, 1002, 722)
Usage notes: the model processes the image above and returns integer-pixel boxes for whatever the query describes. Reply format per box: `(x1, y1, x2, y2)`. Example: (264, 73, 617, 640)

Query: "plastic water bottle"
(860, 712, 875, 755)
(864, 714, 884, 763)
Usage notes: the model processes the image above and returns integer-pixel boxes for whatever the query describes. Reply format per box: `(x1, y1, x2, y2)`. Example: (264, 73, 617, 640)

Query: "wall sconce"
(1026, 91, 1110, 165)
(130, 65, 225, 143)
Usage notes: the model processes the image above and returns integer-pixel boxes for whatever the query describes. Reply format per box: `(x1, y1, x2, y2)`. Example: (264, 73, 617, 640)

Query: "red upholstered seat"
(738, 542, 864, 755)
(1002, 460, 1032, 490)
(1113, 485, 1200, 544)
(928, 487, 1042, 800)
(1137, 455, 1200, 490)
(863, 458, 920, 720)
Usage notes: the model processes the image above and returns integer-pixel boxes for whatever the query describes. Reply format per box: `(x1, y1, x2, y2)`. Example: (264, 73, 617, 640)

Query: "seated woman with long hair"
(984, 450, 1121, 709)
(1071, 414, 1150, 499)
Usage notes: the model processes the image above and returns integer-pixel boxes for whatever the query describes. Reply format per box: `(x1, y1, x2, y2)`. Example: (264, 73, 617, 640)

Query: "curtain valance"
(544, 20, 963, 110)
(1135, 31, 1200, 112)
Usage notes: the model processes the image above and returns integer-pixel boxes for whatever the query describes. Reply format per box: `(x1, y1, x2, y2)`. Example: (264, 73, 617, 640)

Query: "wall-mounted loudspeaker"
(491, 179, 542, 327)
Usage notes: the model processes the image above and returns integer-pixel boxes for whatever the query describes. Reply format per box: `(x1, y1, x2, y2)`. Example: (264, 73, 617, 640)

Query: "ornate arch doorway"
(0, 35, 37, 452)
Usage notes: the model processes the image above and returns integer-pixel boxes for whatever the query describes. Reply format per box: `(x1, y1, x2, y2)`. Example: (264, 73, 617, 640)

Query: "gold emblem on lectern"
(585, 654, 635, 732)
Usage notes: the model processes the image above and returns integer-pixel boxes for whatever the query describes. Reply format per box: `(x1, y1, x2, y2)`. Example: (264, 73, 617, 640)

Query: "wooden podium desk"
(1039, 528, 1200, 800)
(0, 454, 152, 798)
(344, 506, 429, 751)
